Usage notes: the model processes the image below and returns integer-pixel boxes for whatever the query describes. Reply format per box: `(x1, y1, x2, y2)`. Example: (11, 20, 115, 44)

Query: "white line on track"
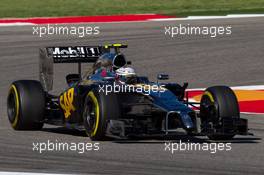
(240, 112, 264, 115)
(150, 14, 264, 21)
(0, 22, 33, 26)
(0, 172, 78, 175)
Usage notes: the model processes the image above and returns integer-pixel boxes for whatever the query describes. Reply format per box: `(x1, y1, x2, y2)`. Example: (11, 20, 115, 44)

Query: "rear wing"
(39, 44, 127, 91)
(47, 46, 102, 63)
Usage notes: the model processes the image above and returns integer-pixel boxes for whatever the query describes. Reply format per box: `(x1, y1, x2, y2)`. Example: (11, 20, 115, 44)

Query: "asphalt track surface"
(0, 17, 264, 175)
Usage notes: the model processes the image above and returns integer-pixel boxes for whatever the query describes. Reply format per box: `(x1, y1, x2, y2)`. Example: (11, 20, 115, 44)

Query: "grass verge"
(0, 0, 263, 18)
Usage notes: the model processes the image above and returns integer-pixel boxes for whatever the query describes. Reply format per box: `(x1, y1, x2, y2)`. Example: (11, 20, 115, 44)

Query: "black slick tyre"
(83, 89, 120, 141)
(7, 80, 45, 130)
(200, 86, 239, 140)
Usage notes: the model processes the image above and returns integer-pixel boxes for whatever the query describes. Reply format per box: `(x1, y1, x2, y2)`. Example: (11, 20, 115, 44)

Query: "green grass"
(0, 0, 263, 18)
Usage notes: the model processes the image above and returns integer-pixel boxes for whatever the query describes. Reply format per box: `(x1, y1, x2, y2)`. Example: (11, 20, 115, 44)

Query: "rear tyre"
(200, 86, 239, 140)
(83, 89, 120, 141)
(7, 80, 45, 130)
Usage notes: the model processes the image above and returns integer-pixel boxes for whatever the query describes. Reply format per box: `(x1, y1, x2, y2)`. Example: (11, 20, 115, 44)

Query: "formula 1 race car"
(7, 44, 249, 140)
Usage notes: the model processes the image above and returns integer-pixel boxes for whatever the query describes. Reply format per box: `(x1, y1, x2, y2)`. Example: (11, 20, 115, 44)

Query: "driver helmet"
(112, 54, 127, 71)
(116, 67, 137, 84)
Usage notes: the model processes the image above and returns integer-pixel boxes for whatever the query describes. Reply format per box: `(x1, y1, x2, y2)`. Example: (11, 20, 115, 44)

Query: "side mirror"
(157, 74, 169, 80)
(182, 82, 188, 90)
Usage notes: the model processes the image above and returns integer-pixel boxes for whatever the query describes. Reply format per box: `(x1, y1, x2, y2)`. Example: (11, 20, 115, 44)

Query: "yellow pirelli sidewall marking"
(9, 85, 19, 128)
(88, 91, 100, 137)
(204, 91, 214, 102)
(60, 88, 76, 119)
(113, 43, 122, 47)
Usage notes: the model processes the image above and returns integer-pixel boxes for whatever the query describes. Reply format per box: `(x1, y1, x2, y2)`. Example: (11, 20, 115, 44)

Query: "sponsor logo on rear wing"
(46, 44, 127, 63)
(46, 46, 102, 63)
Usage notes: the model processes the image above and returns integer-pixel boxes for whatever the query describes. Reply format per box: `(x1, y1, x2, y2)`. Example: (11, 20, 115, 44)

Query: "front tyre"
(7, 80, 45, 130)
(83, 89, 120, 141)
(200, 86, 239, 140)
